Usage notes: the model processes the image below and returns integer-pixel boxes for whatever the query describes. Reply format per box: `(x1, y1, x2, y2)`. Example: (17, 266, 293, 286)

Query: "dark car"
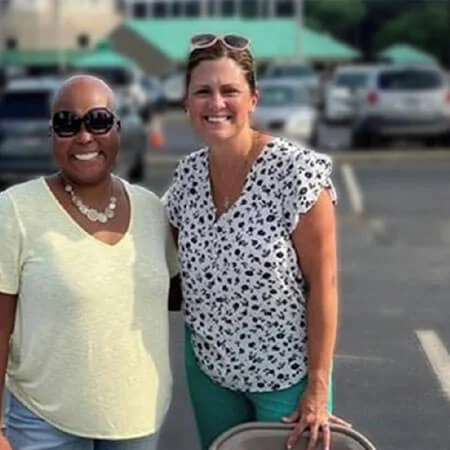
(0, 76, 147, 188)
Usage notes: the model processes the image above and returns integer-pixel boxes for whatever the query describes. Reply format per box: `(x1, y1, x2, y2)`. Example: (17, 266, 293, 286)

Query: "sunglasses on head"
(50, 107, 120, 138)
(190, 33, 250, 52)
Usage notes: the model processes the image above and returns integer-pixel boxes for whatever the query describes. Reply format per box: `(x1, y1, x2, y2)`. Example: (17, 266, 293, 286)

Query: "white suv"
(324, 65, 377, 124)
(351, 65, 450, 148)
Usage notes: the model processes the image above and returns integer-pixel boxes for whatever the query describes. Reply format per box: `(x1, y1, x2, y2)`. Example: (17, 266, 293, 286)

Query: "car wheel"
(424, 137, 440, 148)
(308, 122, 320, 148)
(439, 133, 450, 148)
(351, 131, 372, 150)
(129, 152, 145, 182)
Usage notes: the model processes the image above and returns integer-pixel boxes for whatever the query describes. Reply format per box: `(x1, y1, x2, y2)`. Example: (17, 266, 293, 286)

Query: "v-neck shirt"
(166, 138, 336, 392)
(0, 177, 178, 438)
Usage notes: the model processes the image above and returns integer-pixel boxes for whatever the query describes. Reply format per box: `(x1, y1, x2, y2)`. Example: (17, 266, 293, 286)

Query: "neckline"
(205, 137, 279, 222)
(41, 176, 133, 249)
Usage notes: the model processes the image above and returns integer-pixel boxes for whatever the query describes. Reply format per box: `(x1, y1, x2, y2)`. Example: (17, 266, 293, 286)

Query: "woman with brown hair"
(166, 34, 350, 450)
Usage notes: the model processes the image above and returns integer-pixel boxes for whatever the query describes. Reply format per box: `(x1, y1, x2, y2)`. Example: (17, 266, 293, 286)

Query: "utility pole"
(199, 0, 208, 17)
(268, 0, 275, 18)
(54, 0, 66, 74)
(295, 0, 303, 62)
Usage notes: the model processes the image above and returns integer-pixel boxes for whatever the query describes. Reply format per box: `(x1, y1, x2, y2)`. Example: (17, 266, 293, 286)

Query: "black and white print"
(167, 138, 336, 392)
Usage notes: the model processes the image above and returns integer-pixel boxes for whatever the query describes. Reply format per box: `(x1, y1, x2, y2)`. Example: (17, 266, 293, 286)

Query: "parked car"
(161, 72, 185, 107)
(350, 64, 450, 148)
(253, 79, 318, 145)
(140, 75, 165, 112)
(77, 66, 150, 118)
(0, 76, 147, 188)
(323, 65, 377, 124)
(0, 68, 5, 92)
(261, 62, 321, 107)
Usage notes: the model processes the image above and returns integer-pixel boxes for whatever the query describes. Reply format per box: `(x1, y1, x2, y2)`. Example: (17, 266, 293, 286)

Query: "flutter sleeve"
(283, 148, 337, 234)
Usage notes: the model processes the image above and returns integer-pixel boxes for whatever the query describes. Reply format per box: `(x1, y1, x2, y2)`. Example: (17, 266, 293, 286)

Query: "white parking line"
(340, 163, 364, 215)
(416, 330, 450, 401)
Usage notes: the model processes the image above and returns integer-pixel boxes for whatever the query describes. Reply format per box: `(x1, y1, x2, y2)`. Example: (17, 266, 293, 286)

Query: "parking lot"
(2, 3, 450, 448)
(1, 102, 450, 449)
(141, 115, 450, 450)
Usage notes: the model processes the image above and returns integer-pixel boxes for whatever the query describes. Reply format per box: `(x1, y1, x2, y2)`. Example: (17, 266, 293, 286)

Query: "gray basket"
(209, 423, 376, 450)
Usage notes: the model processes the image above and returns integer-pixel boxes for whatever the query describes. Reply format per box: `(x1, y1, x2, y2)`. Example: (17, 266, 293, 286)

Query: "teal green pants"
(185, 327, 334, 450)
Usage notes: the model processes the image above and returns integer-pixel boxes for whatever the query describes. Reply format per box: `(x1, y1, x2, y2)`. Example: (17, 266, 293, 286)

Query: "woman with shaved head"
(0, 75, 178, 449)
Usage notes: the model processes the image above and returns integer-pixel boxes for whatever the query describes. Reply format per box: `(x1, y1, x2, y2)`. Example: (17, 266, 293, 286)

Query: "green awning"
(380, 44, 437, 64)
(121, 18, 359, 63)
(301, 29, 360, 61)
(72, 38, 137, 69)
(1, 49, 89, 67)
(124, 18, 301, 61)
(73, 49, 136, 69)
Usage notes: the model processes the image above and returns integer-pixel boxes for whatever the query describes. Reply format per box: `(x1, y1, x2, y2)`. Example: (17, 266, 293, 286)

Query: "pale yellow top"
(0, 177, 178, 439)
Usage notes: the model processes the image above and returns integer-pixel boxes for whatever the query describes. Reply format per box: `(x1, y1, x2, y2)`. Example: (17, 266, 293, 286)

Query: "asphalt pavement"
(1, 112, 448, 449)
(146, 114, 450, 450)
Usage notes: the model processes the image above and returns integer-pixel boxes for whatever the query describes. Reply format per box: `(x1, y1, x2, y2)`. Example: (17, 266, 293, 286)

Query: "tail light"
(366, 91, 379, 105)
(445, 91, 450, 103)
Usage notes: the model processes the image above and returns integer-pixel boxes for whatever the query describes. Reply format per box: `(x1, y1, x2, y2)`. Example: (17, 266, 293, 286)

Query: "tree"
(350, 0, 432, 60)
(305, 0, 367, 38)
(375, 3, 450, 66)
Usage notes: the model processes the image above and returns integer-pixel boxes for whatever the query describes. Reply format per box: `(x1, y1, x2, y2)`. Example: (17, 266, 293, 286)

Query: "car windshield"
(259, 86, 308, 106)
(0, 91, 51, 120)
(378, 69, 443, 90)
(334, 72, 369, 89)
(266, 65, 314, 78)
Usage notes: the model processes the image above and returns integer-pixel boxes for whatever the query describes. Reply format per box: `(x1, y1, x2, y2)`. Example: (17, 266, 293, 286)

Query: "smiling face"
(185, 57, 259, 145)
(51, 76, 120, 186)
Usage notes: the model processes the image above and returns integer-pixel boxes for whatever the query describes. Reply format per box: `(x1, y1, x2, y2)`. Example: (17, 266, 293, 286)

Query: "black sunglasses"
(50, 107, 120, 138)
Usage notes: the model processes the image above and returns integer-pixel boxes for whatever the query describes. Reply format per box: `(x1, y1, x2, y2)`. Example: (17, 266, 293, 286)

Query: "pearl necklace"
(63, 180, 117, 224)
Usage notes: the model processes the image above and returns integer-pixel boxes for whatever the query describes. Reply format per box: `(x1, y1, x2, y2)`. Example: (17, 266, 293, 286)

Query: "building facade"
(0, 0, 121, 52)
(115, 0, 302, 19)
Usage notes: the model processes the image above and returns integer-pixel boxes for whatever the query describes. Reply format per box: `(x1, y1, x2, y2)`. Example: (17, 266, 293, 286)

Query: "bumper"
(258, 120, 313, 142)
(354, 115, 450, 138)
(325, 100, 355, 123)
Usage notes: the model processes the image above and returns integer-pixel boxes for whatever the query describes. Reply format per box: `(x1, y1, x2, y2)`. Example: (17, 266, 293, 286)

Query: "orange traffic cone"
(148, 115, 165, 150)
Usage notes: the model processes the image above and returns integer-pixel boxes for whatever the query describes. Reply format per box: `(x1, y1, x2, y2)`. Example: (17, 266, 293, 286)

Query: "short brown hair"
(184, 41, 257, 96)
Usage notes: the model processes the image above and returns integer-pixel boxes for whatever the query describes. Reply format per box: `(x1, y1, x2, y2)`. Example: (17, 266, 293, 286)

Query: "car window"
(259, 86, 308, 106)
(334, 72, 369, 89)
(378, 69, 443, 90)
(0, 91, 51, 120)
(266, 65, 314, 78)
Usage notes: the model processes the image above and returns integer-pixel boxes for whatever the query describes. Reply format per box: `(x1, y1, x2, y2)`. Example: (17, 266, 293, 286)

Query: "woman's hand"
(282, 385, 351, 450)
(0, 433, 12, 450)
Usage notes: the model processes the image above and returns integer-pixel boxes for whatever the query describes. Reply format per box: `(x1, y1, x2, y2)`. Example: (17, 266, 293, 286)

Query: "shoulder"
(271, 138, 333, 173)
(175, 147, 208, 177)
(0, 178, 44, 209)
(124, 181, 163, 210)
